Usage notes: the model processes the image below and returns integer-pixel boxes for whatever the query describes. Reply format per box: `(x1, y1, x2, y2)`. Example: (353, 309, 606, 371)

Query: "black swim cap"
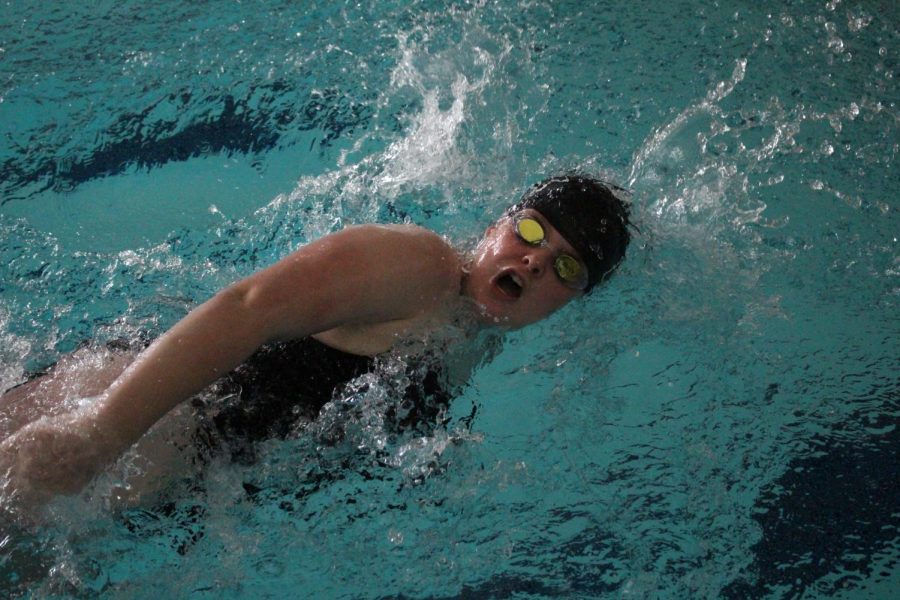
(509, 175, 631, 291)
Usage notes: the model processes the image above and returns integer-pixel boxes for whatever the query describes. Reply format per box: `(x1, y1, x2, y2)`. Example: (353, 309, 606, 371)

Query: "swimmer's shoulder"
(333, 222, 462, 308)
(338, 223, 461, 277)
(342, 223, 451, 247)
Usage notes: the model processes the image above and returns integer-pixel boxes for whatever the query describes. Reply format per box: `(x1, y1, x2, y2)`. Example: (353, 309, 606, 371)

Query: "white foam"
(257, 28, 505, 240)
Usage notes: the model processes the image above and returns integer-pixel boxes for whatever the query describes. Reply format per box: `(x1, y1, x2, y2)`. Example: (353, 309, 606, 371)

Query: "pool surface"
(1, 1, 898, 598)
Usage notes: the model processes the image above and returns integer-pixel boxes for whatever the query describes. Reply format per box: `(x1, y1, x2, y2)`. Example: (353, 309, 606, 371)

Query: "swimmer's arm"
(96, 223, 460, 446)
(1, 225, 459, 499)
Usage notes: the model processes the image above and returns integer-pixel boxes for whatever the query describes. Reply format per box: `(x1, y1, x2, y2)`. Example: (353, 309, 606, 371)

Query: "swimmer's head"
(508, 174, 632, 292)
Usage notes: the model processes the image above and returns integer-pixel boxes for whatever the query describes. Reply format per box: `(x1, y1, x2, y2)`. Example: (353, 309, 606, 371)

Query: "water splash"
(255, 23, 512, 246)
(628, 58, 749, 226)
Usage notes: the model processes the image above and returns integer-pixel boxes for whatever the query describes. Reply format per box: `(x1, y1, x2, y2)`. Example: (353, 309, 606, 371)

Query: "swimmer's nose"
(522, 249, 549, 277)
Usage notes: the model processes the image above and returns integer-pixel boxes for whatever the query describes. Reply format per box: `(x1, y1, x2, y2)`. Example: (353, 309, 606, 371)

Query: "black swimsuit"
(194, 337, 450, 461)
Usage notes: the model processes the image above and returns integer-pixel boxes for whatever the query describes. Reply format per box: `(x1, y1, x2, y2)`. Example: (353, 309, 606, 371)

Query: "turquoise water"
(1, 0, 898, 597)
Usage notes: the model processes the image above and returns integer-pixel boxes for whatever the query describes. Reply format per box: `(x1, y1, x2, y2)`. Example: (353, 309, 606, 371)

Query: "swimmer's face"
(463, 209, 585, 328)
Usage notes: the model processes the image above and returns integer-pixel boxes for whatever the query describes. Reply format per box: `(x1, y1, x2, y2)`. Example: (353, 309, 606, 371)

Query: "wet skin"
(462, 208, 585, 329)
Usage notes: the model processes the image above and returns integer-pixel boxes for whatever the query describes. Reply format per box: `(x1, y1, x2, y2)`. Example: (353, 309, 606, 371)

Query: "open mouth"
(495, 271, 523, 299)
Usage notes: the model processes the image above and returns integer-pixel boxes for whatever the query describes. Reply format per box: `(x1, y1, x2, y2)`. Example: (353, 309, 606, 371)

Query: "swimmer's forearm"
(94, 286, 274, 450)
(87, 232, 365, 450)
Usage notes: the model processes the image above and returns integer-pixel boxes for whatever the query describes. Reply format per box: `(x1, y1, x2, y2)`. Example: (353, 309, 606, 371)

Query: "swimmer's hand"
(0, 405, 123, 506)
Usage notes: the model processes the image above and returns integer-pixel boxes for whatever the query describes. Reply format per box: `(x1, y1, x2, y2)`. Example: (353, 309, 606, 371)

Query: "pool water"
(1, 0, 898, 598)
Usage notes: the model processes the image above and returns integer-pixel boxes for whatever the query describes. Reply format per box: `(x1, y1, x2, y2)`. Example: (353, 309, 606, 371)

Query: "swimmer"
(0, 174, 631, 505)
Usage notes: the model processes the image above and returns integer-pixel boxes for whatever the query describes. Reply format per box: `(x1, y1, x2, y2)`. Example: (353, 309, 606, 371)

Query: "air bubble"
(388, 529, 404, 545)
(848, 13, 872, 32)
(828, 36, 844, 54)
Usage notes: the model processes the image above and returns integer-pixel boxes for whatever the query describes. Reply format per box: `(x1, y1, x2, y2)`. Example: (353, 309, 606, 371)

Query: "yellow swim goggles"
(513, 214, 589, 290)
